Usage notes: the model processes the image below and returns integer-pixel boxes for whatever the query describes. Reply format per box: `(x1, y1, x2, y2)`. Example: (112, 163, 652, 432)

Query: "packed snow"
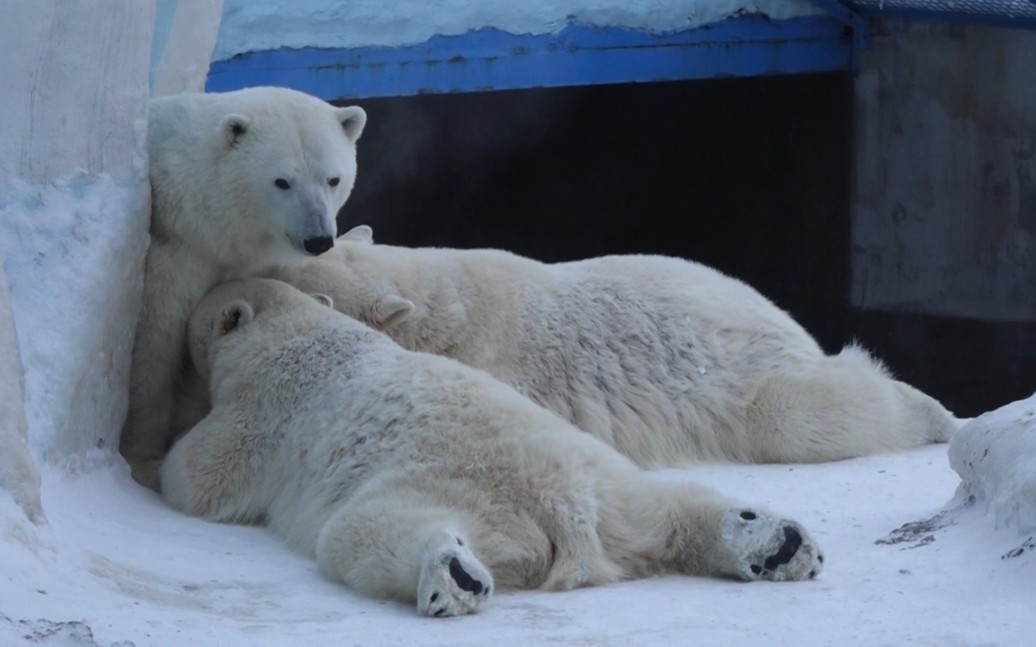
(948, 397, 1036, 539)
(1, 440, 1034, 645)
(2, 1, 1034, 645)
(1, 174, 1034, 643)
(212, 0, 820, 61)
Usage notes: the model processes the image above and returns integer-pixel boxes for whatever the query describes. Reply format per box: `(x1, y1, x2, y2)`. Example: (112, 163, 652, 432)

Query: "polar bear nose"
(303, 236, 334, 255)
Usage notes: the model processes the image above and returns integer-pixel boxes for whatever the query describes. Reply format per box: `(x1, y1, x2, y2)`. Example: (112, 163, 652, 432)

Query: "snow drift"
(949, 395, 1036, 541)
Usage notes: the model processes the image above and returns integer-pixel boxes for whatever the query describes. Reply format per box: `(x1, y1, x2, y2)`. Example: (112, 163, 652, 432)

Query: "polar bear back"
(181, 282, 632, 555)
(268, 237, 957, 468)
(509, 255, 822, 463)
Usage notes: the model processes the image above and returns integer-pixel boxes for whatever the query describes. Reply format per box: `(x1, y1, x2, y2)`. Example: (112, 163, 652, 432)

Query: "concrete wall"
(851, 20, 1036, 321)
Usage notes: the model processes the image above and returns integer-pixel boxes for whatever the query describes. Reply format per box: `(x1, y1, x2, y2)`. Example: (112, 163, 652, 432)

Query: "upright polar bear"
(163, 278, 824, 616)
(121, 87, 367, 490)
(266, 225, 960, 468)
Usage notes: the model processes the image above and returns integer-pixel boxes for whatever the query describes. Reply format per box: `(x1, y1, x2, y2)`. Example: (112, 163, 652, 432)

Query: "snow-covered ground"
(0, 440, 1033, 646)
(2, 2, 1033, 645)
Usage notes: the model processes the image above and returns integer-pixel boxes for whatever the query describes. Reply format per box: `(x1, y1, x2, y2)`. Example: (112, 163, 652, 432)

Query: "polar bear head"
(150, 87, 367, 264)
(187, 277, 337, 383)
(216, 88, 366, 258)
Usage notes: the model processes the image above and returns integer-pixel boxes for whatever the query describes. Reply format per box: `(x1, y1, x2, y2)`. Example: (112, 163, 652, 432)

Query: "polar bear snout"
(303, 235, 334, 256)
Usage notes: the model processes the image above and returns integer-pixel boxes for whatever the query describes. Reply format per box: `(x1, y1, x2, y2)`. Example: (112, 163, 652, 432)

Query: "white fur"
(265, 226, 960, 468)
(162, 278, 823, 616)
(121, 87, 366, 490)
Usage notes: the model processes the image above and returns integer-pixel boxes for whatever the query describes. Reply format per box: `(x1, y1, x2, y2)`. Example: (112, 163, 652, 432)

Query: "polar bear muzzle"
(304, 236, 334, 256)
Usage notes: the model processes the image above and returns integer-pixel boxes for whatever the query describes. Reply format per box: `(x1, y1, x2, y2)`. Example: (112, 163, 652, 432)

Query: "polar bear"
(163, 277, 824, 616)
(121, 87, 367, 491)
(264, 225, 960, 468)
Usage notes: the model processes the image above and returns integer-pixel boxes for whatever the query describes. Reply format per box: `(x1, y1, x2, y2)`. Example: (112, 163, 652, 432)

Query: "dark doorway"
(336, 73, 1033, 417)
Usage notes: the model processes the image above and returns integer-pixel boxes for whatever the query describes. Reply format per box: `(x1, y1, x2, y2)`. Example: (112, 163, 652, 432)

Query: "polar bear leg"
(122, 242, 211, 491)
(602, 478, 824, 582)
(745, 344, 958, 463)
(317, 489, 493, 617)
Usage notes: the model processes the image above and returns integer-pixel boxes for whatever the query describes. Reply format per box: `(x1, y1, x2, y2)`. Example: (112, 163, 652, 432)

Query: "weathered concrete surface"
(851, 20, 1036, 321)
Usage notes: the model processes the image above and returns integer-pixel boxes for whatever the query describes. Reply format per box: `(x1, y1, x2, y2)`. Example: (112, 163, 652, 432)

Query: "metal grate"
(846, 0, 1036, 28)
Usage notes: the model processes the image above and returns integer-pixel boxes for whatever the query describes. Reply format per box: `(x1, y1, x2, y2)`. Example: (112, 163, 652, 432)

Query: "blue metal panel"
(206, 16, 854, 101)
(806, 0, 871, 48)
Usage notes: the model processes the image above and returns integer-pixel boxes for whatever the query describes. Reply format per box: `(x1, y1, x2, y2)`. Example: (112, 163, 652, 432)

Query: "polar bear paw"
(417, 537, 493, 618)
(720, 509, 824, 582)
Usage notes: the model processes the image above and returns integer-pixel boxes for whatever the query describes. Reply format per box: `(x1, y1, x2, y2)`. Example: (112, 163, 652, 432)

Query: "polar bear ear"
(371, 295, 414, 331)
(217, 299, 255, 336)
(219, 114, 251, 148)
(310, 293, 334, 308)
(341, 225, 373, 245)
(335, 106, 367, 143)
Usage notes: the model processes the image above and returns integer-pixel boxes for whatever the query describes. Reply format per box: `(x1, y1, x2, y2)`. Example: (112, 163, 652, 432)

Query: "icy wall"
(0, 2, 155, 482)
(212, 0, 818, 61)
(0, 262, 40, 523)
(151, 0, 226, 95)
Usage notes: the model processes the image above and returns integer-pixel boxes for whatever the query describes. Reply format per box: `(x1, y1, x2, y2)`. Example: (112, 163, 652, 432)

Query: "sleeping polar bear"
(162, 277, 824, 616)
(264, 225, 960, 468)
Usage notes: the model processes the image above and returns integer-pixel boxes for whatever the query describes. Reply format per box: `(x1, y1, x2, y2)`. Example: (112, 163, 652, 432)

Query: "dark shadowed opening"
(336, 74, 1036, 417)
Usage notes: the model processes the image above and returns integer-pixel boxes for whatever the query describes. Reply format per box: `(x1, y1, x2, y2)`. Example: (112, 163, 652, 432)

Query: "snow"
(150, 0, 225, 96)
(0, 0, 152, 475)
(0, 445, 1033, 645)
(0, 262, 41, 524)
(1, 1, 1033, 644)
(0, 177, 149, 468)
(948, 395, 1036, 536)
(212, 0, 820, 61)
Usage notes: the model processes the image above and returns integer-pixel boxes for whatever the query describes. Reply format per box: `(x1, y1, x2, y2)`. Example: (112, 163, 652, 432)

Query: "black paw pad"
(449, 557, 485, 595)
(763, 526, 803, 571)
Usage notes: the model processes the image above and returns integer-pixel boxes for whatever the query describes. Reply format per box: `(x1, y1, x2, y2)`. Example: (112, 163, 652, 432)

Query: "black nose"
(303, 236, 334, 255)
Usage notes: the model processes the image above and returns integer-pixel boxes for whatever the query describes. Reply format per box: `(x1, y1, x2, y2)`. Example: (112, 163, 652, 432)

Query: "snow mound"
(948, 394, 1036, 537)
(0, 175, 149, 471)
(0, 261, 41, 524)
(212, 0, 820, 61)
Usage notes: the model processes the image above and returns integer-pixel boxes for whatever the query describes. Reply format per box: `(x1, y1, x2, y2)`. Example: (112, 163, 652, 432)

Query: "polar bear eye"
(274, 178, 291, 190)
(328, 177, 340, 187)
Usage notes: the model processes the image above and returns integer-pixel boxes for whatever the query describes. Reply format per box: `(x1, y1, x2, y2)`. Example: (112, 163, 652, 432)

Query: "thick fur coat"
(163, 278, 823, 616)
(266, 226, 959, 468)
(122, 87, 366, 490)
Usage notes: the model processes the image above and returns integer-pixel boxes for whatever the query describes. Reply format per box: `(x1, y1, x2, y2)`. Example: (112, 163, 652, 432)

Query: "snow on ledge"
(948, 394, 1036, 536)
(212, 0, 821, 61)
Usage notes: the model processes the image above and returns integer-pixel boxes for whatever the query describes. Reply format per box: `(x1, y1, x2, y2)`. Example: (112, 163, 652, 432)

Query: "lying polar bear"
(162, 277, 823, 616)
(264, 225, 959, 467)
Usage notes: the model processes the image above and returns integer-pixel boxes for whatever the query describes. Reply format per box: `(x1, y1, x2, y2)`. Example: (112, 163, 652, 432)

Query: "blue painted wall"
(208, 17, 855, 100)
